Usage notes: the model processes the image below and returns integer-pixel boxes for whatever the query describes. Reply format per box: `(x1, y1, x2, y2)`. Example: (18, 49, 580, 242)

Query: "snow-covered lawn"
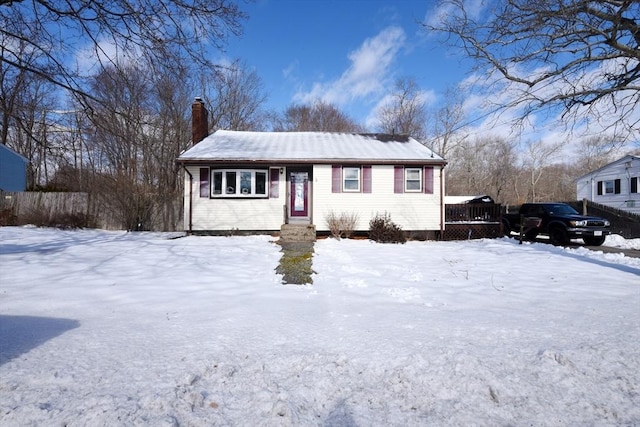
(1, 227, 638, 426)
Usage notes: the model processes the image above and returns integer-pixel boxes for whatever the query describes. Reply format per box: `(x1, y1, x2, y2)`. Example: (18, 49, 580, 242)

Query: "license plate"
(594, 231, 602, 236)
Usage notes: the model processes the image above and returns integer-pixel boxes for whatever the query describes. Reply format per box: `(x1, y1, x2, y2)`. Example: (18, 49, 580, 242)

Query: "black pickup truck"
(502, 202, 611, 246)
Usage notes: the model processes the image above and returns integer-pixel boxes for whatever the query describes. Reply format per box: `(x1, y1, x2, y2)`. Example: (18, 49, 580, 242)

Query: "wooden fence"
(0, 191, 182, 231)
(566, 200, 640, 239)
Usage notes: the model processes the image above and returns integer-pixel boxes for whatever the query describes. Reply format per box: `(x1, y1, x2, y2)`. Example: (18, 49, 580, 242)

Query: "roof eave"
(177, 158, 447, 166)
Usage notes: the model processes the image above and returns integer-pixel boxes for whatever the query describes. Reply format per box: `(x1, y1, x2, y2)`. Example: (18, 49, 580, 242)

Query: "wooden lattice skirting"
(443, 222, 503, 240)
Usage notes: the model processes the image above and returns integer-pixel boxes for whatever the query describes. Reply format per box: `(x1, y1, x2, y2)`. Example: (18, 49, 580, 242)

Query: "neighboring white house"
(0, 144, 28, 192)
(177, 100, 447, 236)
(576, 154, 640, 215)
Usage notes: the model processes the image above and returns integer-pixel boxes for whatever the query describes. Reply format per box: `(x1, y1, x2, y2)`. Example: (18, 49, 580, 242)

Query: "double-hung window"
(604, 180, 615, 194)
(332, 165, 372, 193)
(405, 168, 422, 192)
(394, 166, 434, 194)
(343, 167, 361, 192)
(211, 169, 268, 197)
(597, 179, 621, 195)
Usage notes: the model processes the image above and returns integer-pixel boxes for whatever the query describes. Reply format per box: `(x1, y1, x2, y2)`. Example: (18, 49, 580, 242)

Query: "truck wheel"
(583, 236, 606, 246)
(502, 220, 512, 237)
(525, 230, 538, 241)
(549, 226, 569, 246)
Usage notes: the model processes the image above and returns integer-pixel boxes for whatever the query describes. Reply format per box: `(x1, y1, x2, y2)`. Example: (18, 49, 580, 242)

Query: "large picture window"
(211, 169, 268, 197)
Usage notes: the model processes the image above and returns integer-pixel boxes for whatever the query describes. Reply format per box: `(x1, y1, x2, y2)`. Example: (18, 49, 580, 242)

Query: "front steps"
(279, 224, 316, 243)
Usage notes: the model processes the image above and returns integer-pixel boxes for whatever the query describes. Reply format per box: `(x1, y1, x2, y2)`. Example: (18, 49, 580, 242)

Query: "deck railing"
(445, 203, 502, 223)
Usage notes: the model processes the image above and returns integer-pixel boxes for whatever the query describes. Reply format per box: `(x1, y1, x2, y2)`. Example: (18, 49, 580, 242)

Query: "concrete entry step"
(279, 224, 316, 242)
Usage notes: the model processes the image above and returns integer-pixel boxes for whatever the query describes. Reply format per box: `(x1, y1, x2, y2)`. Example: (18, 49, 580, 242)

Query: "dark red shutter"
(269, 168, 279, 198)
(597, 181, 603, 195)
(394, 166, 404, 193)
(362, 166, 372, 193)
(332, 165, 342, 193)
(614, 179, 621, 194)
(199, 168, 209, 198)
(424, 167, 434, 194)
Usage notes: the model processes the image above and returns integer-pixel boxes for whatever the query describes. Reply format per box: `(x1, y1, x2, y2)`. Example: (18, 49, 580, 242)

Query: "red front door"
(290, 171, 309, 217)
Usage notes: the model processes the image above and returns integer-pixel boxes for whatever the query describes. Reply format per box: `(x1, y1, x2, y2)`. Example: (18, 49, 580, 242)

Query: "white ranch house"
(576, 154, 640, 215)
(177, 100, 447, 237)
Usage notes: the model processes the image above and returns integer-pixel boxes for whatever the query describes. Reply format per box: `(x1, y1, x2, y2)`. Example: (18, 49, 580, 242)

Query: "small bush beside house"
(369, 213, 406, 244)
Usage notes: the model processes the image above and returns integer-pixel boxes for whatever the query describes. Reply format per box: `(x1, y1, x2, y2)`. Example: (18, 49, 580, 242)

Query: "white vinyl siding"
(184, 164, 444, 232)
(576, 155, 640, 215)
(312, 164, 442, 232)
(184, 166, 285, 231)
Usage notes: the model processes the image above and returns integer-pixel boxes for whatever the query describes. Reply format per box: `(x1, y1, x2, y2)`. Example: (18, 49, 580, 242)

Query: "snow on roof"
(444, 195, 493, 204)
(178, 130, 445, 163)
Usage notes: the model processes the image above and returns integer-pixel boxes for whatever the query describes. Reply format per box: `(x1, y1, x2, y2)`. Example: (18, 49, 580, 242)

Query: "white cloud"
(74, 37, 138, 75)
(282, 60, 298, 79)
(453, 58, 640, 161)
(424, 0, 487, 28)
(293, 26, 406, 106)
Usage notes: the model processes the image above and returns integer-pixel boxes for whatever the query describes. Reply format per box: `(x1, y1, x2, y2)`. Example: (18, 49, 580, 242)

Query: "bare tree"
(535, 163, 578, 201)
(377, 77, 429, 141)
(204, 60, 269, 131)
(445, 137, 472, 196)
(446, 135, 516, 202)
(427, 0, 640, 137)
(1, 0, 246, 107)
(148, 63, 192, 230)
(573, 135, 620, 174)
(80, 61, 193, 230)
(521, 139, 564, 202)
(274, 101, 363, 132)
(485, 137, 518, 203)
(1, 74, 60, 187)
(430, 86, 467, 159)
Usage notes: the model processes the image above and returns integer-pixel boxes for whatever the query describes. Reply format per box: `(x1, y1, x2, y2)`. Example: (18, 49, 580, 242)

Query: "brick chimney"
(191, 97, 209, 145)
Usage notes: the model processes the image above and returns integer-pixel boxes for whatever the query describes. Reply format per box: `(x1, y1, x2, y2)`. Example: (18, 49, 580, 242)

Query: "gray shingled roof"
(178, 130, 445, 164)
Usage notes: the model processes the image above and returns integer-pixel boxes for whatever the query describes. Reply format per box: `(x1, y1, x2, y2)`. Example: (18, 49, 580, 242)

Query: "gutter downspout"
(183, 165, 193, 234)
(439, 165, 445, 240)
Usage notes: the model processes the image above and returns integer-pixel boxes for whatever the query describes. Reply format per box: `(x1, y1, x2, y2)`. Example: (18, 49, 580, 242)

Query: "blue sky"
(215, 0, 640, 154)
(221, 0, 467, 129)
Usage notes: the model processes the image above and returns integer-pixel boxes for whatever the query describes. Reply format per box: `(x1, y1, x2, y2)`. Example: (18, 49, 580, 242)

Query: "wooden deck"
(443, 203, 503, 240)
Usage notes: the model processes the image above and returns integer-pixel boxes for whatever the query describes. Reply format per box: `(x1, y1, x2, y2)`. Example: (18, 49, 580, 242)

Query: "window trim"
(395, 166, 434, 194)
(211, 168, 268, 198)
(332, 165, 371, 193)
(604, 180, 615, 194)
(404, 167, 423, 192)
(342, 166, 361, 192)
(600, 179, 621, 195)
